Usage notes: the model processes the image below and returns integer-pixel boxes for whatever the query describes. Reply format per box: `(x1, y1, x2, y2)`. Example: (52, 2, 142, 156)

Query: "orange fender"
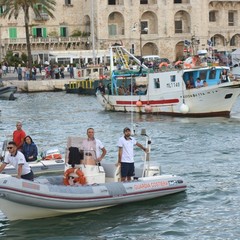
(44, 153, 62, 160)
(63, 168, 86, 186)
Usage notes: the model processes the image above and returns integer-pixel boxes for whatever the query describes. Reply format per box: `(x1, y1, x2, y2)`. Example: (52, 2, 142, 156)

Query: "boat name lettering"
(166, 82, 180, 88)
(22, 182, 40, 190)
(134, 181, 169, 190)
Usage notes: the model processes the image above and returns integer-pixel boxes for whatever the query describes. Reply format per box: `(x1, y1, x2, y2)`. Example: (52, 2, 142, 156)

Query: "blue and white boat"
(96, 46, 240, 117)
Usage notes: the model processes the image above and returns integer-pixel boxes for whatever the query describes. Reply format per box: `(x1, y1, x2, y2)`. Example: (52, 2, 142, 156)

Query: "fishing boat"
(0, 133, 186, 221)
(0, 85, 17, 100)
(96, 46, 240, 117)
(65, 65, 109, 95)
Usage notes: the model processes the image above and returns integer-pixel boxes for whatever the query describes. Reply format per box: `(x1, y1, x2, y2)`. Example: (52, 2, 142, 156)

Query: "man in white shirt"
(0, 141, 34, 180)
(81, 128, 107, 165)
(117, 127, 147, 181)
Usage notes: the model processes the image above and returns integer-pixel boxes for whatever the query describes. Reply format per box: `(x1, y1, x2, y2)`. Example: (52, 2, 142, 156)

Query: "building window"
(9, 28, 17, 39)
(108, 0, 116, 5)
(209, 11, 216, 22)
(175, 21, 182, 33)
(140, 0, 148, 4)
(0, 5, 4, 14)
(65, 0, 71, 5)
(32, 27, 47, 38)
(108, 24, 117, 36)
(228, 11, 235, 26)
(174, 0, 182, 3)
(60, 27, 67, 37)
(141, 21, 148, 34)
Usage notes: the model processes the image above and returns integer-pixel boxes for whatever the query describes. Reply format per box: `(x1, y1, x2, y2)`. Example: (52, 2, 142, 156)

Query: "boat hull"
(0, 174, 186, 220)
(97, 82, 240, 117)
(0, 159, 65, 176)
(0, 86, 17, 100)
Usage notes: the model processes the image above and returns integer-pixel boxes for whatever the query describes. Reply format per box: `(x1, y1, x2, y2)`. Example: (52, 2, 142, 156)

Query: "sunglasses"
(7, 147, 13, 150)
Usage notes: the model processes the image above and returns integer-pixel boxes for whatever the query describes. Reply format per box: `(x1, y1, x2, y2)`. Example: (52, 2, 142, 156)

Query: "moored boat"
(96, 46, 240, 117)
(0, 85, 17, 100)
(65, 65, 109, 95)
(0, 135, 186, 221)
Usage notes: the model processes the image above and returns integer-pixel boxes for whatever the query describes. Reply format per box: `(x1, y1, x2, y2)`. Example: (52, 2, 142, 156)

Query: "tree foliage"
(0, 0, 56, 79)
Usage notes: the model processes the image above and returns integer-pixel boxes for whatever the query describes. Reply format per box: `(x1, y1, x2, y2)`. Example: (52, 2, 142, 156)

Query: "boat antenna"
(131, 74, 135, 135)
(141, 129, 151, 177)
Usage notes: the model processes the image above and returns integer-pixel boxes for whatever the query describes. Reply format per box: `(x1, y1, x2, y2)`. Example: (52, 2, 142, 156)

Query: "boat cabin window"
(170, 75, 176, 82)
(209, 69, 216, 79)
(199, 70, 207, 80)
(154, 78, 160, 88)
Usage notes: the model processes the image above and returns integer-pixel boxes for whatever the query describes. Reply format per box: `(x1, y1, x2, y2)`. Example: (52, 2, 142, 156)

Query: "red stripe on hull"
(116, 99, 179, 105)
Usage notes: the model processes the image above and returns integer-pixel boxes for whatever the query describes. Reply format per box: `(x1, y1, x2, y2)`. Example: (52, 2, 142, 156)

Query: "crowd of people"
(0, 62, 74, 81)
(0, 123, 147, 183)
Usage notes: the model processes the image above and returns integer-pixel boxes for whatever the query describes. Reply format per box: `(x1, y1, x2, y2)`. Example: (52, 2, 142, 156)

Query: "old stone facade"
(0, 0, 240, 63)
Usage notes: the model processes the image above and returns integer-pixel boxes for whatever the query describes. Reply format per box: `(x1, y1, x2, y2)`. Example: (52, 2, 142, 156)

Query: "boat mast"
(91, 0, 96, 65)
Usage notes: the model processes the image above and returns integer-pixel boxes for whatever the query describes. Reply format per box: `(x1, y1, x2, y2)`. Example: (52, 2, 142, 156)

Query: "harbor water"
(1, 92, 240, 240)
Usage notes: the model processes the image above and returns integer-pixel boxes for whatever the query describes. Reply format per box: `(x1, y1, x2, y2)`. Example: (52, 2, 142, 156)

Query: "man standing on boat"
(81, 128, 107, 165)
(13, 121, 26, 151)
(0, 141, 34, 181)
(117, 127, 147, 182)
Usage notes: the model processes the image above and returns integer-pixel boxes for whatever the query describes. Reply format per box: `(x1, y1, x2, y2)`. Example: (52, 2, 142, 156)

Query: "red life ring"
(63, 168, 86, 186)
(175, 60, 183, 66)
(159, 62, 168, 68)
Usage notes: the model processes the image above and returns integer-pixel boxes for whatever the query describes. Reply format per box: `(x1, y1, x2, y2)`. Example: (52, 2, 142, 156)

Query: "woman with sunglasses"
(0, 141, 34, 181)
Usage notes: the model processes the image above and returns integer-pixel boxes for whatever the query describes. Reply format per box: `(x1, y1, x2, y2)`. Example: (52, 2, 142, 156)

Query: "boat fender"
(44, 153, 62, 160)
(63, 168, 86, 186)
(179, 103, 189, 114)
(136, 100, 142, 107)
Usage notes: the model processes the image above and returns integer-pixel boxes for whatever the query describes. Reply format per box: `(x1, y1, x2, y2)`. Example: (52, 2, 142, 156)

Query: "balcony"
(2, 36, 90, 52)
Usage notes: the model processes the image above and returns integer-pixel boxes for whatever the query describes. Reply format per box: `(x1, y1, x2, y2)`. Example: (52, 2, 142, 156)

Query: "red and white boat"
(96, 46, 240, 117)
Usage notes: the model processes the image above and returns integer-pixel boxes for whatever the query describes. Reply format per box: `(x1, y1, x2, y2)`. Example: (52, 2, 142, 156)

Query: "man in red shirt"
(13, 121, 26, 151)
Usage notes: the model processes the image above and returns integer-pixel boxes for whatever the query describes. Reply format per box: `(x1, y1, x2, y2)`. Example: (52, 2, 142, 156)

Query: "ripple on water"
(1, 93, 240, 239)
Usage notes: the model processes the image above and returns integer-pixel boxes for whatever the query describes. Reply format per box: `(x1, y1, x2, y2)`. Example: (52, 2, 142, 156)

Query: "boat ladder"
(115, 47, 129, 69)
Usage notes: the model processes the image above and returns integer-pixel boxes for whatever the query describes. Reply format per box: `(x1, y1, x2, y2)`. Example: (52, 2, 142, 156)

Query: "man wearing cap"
(117, 127, 147, 181)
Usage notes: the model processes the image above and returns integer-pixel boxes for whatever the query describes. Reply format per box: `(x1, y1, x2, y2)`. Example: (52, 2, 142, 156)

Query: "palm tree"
(0, 0, 56, 79)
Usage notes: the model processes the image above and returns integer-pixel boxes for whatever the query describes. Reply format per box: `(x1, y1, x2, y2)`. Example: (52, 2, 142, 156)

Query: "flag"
(184, 40, 191, 46)
(207, 40, 212, 46)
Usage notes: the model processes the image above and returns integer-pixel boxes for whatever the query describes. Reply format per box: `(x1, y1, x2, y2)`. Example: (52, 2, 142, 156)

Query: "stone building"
(0, 0, 239, 64)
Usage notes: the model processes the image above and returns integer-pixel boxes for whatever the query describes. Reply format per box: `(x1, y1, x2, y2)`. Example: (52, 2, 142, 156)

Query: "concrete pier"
(2, 79, 72, 92)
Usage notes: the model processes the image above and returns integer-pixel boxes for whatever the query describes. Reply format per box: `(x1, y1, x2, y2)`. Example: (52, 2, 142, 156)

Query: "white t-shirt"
(4, 151, 31, 175)
(81, 138, 104, 160)
(117, 136, 137, 163)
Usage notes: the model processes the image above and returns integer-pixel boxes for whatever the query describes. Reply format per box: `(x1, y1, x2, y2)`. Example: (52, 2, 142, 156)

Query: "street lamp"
(132, 23, 148, 56)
